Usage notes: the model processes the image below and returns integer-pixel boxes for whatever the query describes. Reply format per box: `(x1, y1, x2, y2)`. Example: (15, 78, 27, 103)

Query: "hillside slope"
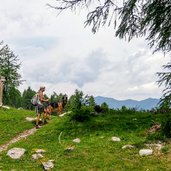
(0, 108, 171, 170)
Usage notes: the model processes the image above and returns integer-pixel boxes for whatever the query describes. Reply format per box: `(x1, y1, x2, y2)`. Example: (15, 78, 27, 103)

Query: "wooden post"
(0, 76, 5, 106)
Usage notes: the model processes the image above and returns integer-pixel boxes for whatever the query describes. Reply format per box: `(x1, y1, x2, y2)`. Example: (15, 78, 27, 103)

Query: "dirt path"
(0, 112, 70, 153)
(0, 127, 37, 153)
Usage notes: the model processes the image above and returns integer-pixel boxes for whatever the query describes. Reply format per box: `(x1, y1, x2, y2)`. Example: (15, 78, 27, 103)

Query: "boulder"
(42, 160, 54, 170)
(7, 148, 26, 159)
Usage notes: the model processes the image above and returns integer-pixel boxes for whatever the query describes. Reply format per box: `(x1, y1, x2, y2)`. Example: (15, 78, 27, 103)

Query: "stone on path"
(139, 149, 153, 156)
(111, 137, 121, 142)
(73, 138, 81, 143)
(42, 160, 54, 170)
(0, 128, 37, 153)
(7, 148, 26, 159)
(122, 144, 135, 149)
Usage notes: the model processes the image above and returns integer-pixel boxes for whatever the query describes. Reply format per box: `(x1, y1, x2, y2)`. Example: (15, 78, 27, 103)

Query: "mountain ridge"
(94, 96, 160, 110)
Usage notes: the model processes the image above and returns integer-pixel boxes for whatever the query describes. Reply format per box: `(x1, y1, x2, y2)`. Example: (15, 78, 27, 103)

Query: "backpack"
(31, 93, 39, 106)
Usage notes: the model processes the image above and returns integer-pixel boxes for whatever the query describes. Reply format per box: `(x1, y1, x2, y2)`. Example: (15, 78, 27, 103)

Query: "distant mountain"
(94, 96, 160, 110)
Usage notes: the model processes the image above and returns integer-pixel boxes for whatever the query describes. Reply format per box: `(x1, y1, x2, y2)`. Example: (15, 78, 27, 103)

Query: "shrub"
(161, 114, 171, 138)
(70, 106, 93, 122)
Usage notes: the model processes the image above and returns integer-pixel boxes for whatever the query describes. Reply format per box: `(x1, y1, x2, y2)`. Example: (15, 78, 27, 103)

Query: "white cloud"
(0, 0, 169, 100)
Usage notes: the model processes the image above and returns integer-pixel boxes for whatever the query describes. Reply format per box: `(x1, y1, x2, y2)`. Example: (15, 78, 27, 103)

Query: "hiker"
(35, 86, 49, 129)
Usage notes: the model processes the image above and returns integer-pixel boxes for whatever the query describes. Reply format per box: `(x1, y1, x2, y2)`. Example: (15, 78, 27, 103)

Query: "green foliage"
(22, 87, 36, 110)
(67, 89, 83, 112)
(161, 114, 171, 138)
(117, 106, 137, 115)
(115, 0, 171, 53)
(101, 102, 109, 113)
(3, 87, 22, 108)
(70, 106, 92, 122)
(161, 145, 169, 154)
(50, 91, 58, 102)
(0, 41, 22, 106)
(50, 92, 66, 103)
(157, 62, 171, 108)
(88, 95, 96, 107)
(67, 90, 96, 122)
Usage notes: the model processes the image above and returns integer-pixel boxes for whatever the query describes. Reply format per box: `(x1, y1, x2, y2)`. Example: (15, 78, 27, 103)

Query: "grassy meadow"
(0, 107, 35, 145)
(0, 107, 171, 170)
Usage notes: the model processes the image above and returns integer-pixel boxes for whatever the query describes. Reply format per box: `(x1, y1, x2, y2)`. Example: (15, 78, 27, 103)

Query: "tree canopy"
(48, 0, 171, 54)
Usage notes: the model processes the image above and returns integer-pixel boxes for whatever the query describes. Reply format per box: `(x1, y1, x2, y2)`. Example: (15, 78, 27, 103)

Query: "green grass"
(0, 107, 35, 145)
(0, 109, 171, 170)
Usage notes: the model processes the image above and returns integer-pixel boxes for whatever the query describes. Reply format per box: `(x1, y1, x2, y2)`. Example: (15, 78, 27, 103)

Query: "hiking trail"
(0, 127, 37, 153)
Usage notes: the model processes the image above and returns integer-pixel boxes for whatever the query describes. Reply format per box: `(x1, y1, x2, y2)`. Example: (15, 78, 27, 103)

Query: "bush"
(161, 114, 171, 138)
(70, 106, 93, 122)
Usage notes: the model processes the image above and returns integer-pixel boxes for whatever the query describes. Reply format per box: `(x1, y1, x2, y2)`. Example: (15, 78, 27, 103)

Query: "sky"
(0, 0, 169, 100)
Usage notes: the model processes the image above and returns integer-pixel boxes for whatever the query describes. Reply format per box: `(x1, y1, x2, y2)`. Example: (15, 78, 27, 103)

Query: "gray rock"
(139, 149, 153, 156)
(42, 160, 54, 170)
(73, 138, 81, 143)
(122, 144, 135, 149)
(7, 148, 26, 159)
(111, 137, 121, 142)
